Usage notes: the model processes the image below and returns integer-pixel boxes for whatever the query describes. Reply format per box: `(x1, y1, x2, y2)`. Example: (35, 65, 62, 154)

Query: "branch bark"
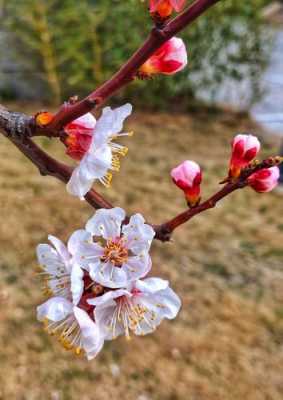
(0, 106, 112, 210)
(4, 0, 277, 244)
(0, 0, 222, 220)
(154, 157, 283, 241)
(24, 0, 221, 136)
(46, 0, 220, 132)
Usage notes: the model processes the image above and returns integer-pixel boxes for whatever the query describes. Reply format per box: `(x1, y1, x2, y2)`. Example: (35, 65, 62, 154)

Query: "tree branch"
(0, 106, 112, 210)
(153, 157, 283, 241)
(5, 0, 276, 244)
(1, 106, 282, 241)
(26, 0, 221, 136)
(0, 0, 222, 219)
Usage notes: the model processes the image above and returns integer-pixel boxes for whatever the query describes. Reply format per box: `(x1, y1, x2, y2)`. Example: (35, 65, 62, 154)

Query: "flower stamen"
(101, 238, 129, 266)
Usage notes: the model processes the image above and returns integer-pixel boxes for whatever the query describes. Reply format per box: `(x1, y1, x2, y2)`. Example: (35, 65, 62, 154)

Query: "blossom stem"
(154, 157, 283, 241)
(0, 0, 221, 213)
(0, 108, 112, 210)
(0, 0, 221, 138)
(46, 0, 221, 132)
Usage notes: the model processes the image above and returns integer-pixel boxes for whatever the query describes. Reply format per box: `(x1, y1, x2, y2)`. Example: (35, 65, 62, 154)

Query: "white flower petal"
(87, 260, 101, 279)
(152, 287, 182, 320)
(131, 307, 163, 336)
(66, 104, 132, 199)
(37, 297, 73, 322)
(73, 242, 104, 269)
(36, 244, 62, 272)
(122, 214, 155, 254)
(73, 307, 104, 360)
(67, 229, 92, 255)
(37, 236, 70, 276)
(48, 235, 70, 264)
(138, 286, 181, 321)
(92, 103, 132, 147)
(65, 113, 96, 135)
(81, 145, 112, 179)
(75, 113, 97, 130)
(89, 253, 151, 288)
(93, 278, 181, 340)
(123, 254, 152, 282)
(86, 207, 126, 239)
(95, 304, 126, 340)
(71, 264, 84, 306)
(135, 277, 169, 294)
(88, 289, 130, 308)
(91, 261, 128, 289)
(67, 165, 93, 198)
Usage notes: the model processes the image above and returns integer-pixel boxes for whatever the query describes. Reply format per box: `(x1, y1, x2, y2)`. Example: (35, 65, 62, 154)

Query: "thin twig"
(5, 0, 278, 243)
(0, 106, 112, 209)
(31, 0, 221, 136)
(0, 0, 221, 221)
(154, 157, 283, 241)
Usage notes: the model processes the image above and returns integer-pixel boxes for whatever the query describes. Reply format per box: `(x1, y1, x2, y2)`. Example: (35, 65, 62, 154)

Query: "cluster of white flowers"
(37, 207, 181, 360)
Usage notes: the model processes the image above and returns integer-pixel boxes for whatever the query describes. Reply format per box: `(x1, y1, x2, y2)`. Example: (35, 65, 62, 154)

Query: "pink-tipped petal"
(229, 134, 261, 178)
(139, 37, 187, 76)
(248, 166, 280, 193)
(171, 160, 202, 206)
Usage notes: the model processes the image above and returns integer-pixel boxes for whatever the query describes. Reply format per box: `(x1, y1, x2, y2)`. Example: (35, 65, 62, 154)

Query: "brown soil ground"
(0, 105, 282, 400)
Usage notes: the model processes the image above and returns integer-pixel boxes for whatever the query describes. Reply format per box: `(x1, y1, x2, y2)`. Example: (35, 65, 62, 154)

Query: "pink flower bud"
(149, 0, 186, 19)
(64, 113, 96, 161)
(248, 166, 280, 193)
(229, 134, 261, 179)
(139, 37, 187, 77)
(171, 160, 202, 207)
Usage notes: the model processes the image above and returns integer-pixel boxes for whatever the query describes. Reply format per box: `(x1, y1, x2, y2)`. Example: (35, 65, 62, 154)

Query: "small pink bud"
(248, 166, 280, 193)
(139, 37, 187, 77)
(149, 0, 186, 19)
(171, 160, 202, 207)
(63, 113, 96, 161)
(229, 134, 261, 179)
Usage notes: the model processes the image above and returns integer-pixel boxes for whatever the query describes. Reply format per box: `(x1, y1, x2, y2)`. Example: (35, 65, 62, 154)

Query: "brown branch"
(0, 106, 112, 210)
(0, 0, 222, 218)
(6, 0, 273, 244)
(1, 103, 282, 241)
(153, 157, 283, 241)
(32, 0, 221, 135)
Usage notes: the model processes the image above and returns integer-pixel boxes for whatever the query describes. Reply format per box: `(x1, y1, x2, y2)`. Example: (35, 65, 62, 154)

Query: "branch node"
(0, 108, 33, 139)
(151, 26, 168, 40)
(68, 95, 79, 105)
(208, 199, 216, 208)
(86, 97, 100, 107)
(153, 224, 173, 242)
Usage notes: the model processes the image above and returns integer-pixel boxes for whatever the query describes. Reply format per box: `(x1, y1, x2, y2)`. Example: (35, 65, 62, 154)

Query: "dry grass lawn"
(0, 104, 283, 400)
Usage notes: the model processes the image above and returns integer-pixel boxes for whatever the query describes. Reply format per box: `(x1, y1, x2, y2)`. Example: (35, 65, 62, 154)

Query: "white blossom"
(67, 104, 133, 198)
(36, 209, 181, 359)
(36, 233, 104, 359)
(73, 207, 155, 288)
(88, 277, 181, 339)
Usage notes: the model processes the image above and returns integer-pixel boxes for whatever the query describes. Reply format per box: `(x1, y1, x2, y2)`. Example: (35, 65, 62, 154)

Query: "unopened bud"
(248, 166, 280, 193)
(138, 37, 187, 77)
(229, 134, 261, 179)
(171, 160, 202, 207)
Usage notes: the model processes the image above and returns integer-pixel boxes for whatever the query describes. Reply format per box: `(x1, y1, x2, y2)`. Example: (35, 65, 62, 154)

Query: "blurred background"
(0, 1, 283, 399)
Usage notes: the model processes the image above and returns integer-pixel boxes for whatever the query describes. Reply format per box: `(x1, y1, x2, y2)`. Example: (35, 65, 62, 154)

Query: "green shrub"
(2, 0, 270, 108)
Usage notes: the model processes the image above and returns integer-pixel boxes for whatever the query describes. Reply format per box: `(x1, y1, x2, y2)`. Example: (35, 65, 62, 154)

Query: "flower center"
(101, 238, 128, 266)
(110, 296, 157, 339)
